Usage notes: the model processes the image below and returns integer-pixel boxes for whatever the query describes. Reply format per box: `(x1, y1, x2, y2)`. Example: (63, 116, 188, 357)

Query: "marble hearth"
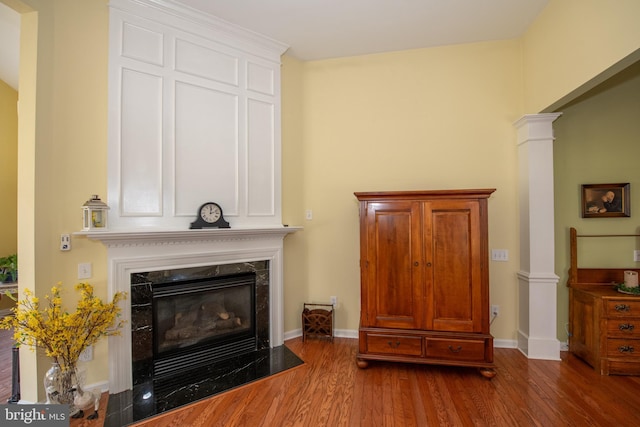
(104, 345, 303, 426)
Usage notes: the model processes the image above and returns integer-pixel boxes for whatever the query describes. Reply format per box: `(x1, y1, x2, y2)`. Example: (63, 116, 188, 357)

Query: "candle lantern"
(82, 195, 110, 231)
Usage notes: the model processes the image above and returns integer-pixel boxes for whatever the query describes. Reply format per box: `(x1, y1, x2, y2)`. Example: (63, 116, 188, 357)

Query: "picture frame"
(581, 183, 630, 218)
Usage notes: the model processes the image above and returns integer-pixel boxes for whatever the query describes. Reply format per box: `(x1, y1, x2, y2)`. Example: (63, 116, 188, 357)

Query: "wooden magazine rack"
(302, 303, 334, 342)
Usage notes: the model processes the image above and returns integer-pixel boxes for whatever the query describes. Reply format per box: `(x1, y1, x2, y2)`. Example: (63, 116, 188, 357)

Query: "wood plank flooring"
(0, 327, 14, 403)
(103, 338, 640, 426)
(4, 335, 640, 426)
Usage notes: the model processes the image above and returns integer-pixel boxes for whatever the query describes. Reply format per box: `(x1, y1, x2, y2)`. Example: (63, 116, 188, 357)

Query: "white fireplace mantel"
(82, 226, 300, 393)
(79, 226, 301, 247)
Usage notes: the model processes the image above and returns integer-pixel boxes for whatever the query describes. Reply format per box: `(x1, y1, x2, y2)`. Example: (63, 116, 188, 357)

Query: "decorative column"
(514, 113, 562, 360)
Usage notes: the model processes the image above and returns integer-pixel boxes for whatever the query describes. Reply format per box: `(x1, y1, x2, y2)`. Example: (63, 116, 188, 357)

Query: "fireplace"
(152, 272, 256, 369)
(85, 228, 301, 425)
(129, 262, 271, 395)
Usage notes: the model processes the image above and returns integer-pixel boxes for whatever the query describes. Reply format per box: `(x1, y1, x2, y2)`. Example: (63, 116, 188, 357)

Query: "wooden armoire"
(354, 189, 496, 378)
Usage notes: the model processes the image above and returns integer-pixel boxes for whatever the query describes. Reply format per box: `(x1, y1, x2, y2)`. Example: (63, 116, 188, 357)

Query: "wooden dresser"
(355, 189, 496, 378)
(568, 227, 640, 375)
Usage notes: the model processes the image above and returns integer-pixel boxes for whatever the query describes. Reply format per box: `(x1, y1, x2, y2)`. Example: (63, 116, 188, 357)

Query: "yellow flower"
(0, 282, 126, 370)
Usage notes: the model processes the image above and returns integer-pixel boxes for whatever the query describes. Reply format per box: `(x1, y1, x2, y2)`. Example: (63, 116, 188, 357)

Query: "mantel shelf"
(74, 226, 302, 247)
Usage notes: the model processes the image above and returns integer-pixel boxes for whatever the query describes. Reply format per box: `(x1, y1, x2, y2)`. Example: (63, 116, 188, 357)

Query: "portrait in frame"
(581, 183, 630, 218)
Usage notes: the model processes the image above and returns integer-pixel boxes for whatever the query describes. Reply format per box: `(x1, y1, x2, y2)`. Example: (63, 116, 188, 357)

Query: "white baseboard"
(285, 329, 521, 348)
(284, 328, 357, 341)
(494, 339, 518, 348)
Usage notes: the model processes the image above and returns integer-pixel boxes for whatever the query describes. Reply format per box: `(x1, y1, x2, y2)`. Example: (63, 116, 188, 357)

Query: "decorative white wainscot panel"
(108, 0, 288, 230)
(247, 62, 275, 95)
(174, 81, 239, 217)
(175, 38, 238, 86)
(121, 22, 164, 66)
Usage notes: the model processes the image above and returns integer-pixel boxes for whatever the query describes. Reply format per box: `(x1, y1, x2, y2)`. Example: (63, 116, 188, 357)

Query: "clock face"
(200, 203, 222, 223)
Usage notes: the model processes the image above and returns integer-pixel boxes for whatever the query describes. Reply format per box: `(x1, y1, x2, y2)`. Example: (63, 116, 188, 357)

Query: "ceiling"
(173, 0, 549, 60)
(0, 1, 19, 90)
(0, 0, 549, 91)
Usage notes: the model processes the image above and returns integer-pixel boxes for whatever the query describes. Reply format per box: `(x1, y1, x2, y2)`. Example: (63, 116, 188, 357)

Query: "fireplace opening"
(107, 260, 305, 426)
(152, 272, 257, 379)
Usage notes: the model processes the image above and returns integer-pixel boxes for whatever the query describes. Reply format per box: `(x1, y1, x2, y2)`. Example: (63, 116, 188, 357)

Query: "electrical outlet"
(491, 305, 500, 317)
(60, 234, 71, 251)
(79, 345, 93, 362)
(330, 296, 337, 306)
(634, 250, 640, 262)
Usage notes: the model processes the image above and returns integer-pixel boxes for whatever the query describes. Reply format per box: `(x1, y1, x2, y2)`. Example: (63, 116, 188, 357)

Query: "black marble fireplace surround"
(104, 261, 304, 426)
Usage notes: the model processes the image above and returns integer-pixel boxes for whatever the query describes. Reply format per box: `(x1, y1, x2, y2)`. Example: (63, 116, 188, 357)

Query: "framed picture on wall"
(581, 183, 630, 218)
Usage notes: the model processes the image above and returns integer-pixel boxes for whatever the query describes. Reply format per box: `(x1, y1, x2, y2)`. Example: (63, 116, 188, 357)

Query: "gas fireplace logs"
(165, 301, 243, 341)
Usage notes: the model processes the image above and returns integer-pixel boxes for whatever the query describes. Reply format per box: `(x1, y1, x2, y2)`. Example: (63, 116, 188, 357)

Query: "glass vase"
(44, 362, 83, 415)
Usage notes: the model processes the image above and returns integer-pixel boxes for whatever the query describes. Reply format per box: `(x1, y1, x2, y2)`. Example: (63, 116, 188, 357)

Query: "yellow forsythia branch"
(0, 282, 126, 371)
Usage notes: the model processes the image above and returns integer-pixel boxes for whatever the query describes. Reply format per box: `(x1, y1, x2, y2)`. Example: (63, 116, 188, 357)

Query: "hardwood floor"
(4, 335, 640, 426)
(0, 327, 15, 404)
(94, 338, 640, 426)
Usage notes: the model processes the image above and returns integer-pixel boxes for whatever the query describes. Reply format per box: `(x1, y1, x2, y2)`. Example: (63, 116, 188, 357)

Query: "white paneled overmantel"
(108, 0, 289, 230)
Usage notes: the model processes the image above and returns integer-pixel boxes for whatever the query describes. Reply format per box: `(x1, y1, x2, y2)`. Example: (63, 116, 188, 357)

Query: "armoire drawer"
(425, 337, 486, 362)
(365, 334, 423, 356)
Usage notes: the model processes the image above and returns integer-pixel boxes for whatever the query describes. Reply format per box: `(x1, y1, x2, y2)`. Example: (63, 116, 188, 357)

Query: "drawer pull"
(619, 323, 635, 331)
(615, 304, 631, 312)
(388, 341, 401, 348)
(448, 345, 463, 353)
(618, 345, 635, 353)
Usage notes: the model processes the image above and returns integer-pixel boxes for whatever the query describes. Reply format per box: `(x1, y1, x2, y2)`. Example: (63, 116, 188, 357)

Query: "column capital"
(514, 113, 563, 145)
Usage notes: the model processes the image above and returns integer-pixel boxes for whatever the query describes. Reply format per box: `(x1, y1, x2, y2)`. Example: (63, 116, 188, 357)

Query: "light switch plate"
(78, 263, 92, 279)
(491, 249, 509, 262)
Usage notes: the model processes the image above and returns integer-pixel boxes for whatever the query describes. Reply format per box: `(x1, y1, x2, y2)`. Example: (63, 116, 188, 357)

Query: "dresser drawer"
(607, 320, 640, 338)
(606, 300, 640, 317)
(425, 337, 486, 362)
(606, 339, 640, 358)
(365, 333, 423, 356)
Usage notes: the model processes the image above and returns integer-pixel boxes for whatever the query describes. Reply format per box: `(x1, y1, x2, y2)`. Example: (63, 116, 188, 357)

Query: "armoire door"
(423, 199, 484, 332)
(363, 200, 424, 329)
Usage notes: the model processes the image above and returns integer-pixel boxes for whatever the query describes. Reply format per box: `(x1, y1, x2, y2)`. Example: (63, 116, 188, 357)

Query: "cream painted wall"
(13, 0, 640, 403)
(553, 62, 640, 342)
(281, 55, 310, 332)
(522, 0, 640, 113)
(0, 79, 17, 256)
(281, 40, 523, 341)
(15, 0, 110, 402)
